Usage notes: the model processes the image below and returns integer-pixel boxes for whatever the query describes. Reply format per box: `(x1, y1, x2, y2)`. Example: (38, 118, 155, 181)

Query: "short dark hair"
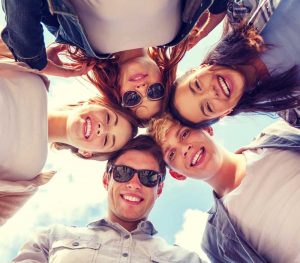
(106, 135, 166, 181)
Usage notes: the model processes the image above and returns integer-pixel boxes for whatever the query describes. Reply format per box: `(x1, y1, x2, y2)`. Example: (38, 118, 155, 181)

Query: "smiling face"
(118, 56, 163, 120)
(66, 104, 133, 154)
(173, 65, 246, 124)
(103, 150, 163, 226)
(161, 123, 223, 180)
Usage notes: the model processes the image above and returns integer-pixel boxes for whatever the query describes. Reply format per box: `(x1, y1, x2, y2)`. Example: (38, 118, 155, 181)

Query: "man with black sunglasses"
(13, 135, 205, 263)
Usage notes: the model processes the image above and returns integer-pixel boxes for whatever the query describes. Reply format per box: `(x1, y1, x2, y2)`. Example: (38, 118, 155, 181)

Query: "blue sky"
(0, 10, 277, 261)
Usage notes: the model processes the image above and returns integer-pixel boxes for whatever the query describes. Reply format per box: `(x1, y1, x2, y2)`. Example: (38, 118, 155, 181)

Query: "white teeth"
(85, 118, 92, 139)
(191, 148, 204, 166)
(218, 76, 230, 97)
(123, 195, 141, 202)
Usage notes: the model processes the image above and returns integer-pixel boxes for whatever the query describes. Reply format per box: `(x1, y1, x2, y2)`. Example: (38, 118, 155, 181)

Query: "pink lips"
(190, 148, 206, 167)
(83, 117, 92, 139)
(129, 73, 148, 82)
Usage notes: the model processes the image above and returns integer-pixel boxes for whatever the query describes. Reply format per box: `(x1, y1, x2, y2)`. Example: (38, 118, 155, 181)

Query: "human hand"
(187, 29, 206, 51)
(42, 44, 95, 77)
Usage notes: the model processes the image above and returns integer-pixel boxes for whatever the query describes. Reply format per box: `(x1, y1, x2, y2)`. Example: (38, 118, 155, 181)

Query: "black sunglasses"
(121, 83, 165, 108)
(108, 164, 163, 187)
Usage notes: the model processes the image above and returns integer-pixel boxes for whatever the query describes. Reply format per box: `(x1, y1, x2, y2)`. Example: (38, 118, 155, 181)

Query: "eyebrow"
(189, 81, 196, 95)
(111, 135, 116, 148)
(200, 104, 210, 117)
(163, 127, 181, 162)
(114, 113, 118, 126)
(175, 127, 182, 139)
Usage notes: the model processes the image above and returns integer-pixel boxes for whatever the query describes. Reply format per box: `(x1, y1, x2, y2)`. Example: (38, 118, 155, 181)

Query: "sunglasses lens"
(113, 166, 134, 182)
(139, 170, 160, 187)
(122, 91, 141, 107)
(147, 83, 165, 100)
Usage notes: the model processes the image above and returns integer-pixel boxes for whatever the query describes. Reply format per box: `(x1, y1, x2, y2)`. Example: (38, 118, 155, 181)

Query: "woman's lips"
(84, 117, 92, 139)
(128, 73, 148, 82)
(217, 75, 231, 98)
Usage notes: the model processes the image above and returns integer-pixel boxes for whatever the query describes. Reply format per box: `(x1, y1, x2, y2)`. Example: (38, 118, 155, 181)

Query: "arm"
(41, 44, 96, 77)
(12, 228, 50, 262)
(187, 11, 226, 50)
(1, 0, 49, 70)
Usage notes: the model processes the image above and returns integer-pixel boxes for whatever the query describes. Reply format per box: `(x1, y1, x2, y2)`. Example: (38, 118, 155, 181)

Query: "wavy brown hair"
(52, 96, 138, 161)
(63, 41, 189, 126)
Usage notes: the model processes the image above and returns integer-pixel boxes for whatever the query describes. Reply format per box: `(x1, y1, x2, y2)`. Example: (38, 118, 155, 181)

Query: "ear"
(77, 149, 93, 158)
(157, 182, 164, 197)
(203, 126, 214, 136)
(169, 170, 187, 180)
(102, 172, 110, 190)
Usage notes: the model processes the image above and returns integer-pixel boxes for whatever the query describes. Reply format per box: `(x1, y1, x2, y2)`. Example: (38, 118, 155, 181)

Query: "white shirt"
(223, 148, 300, 262)
(69, 0, 181, 53)
(0, 65, 48, 181)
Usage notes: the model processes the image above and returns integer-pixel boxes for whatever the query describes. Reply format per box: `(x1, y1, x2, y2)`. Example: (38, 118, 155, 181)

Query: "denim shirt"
(1, 0, 212, 70)
(13, 218, 205, 263)
(202, 121, 300, 263)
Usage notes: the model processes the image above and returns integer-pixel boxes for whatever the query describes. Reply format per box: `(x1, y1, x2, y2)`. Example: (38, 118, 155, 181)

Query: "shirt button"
(124, 235, 130, 239)
(122, 253, 128, 257)
(72, 241, 79, 246)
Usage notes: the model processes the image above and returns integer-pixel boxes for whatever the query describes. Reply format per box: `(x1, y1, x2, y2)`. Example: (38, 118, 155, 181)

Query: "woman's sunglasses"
(121, 83, 165, 108)
(108, 164, 164, 187)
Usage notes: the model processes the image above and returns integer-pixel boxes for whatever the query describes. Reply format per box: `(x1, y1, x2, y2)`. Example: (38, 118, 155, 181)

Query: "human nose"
(135, 83, 148, 97)
(96, 122, 108, 136)
(136, 83, 146, 89)
(126, 173, 142, 190)
(182, 145, 192, 158)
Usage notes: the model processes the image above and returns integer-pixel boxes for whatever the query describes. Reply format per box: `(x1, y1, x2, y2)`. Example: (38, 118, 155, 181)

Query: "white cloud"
(175, 209, 210, 262)
(48, 75, 99, 108)
(0, 149, 109, 261)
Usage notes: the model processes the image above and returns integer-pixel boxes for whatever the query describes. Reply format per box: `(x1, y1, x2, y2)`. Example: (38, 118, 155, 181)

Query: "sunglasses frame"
(108, 164, 163, 188)
(121, 83, 165, 108)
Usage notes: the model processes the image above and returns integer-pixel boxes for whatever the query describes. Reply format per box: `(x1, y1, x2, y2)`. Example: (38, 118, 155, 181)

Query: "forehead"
(160, 124, 181, 151)
(115, 150, 159, 171)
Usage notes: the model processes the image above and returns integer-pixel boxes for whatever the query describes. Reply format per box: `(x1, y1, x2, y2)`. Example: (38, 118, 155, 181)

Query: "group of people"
(1, 0, 299, 262)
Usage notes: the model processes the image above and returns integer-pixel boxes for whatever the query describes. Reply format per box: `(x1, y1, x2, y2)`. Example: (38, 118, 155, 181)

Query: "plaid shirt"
(227, 0, 281, 32)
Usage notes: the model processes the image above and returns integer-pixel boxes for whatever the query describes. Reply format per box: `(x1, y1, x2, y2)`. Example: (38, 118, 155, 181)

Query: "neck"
(206, 151, 246, 197)
(107, 212, 143, 232)
(117, 48, 148, 64)
(48, 110, 68, 143)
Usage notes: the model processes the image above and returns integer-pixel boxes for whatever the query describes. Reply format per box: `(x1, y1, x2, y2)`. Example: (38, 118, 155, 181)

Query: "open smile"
(217, 76, 231, 97)
(190, 147, 206, 167)
(120, 194, 144, 205)
(84, 117, 92, 139)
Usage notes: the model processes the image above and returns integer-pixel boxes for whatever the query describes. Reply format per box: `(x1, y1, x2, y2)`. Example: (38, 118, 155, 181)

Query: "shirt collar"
(87, 218, 157, 236)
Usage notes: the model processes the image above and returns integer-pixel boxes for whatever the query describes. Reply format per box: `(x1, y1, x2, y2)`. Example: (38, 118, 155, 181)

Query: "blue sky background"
(0, 9, 277, 261)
